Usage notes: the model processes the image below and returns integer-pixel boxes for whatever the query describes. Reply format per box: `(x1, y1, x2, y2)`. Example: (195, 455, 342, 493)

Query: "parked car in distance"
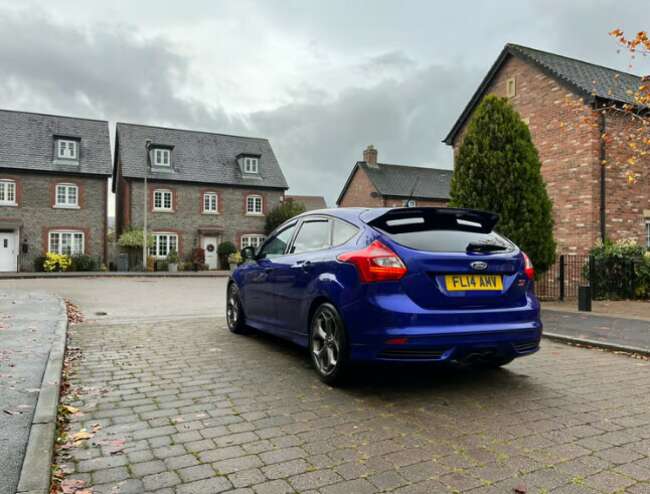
(227, 207, 542, 384)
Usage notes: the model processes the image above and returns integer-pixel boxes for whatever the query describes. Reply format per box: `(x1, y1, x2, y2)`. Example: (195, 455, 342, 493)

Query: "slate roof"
(336, 161, 452, 205)
(286, 195, 327, 211)
(114, 123, 288, 190)
(0, 109, 111, 176)
(444, 43, 644, 145)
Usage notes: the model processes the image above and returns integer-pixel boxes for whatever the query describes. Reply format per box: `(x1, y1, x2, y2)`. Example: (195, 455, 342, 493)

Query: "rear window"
(381, 229, 513, 253)
(369, 208, 514, 253)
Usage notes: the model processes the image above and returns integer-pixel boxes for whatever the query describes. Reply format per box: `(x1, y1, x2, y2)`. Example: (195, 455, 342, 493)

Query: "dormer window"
(153, 148, 171, 167)
(244, 157, 259, 174)
(56, 139, 78, 160)
(237, 153, 261, 175)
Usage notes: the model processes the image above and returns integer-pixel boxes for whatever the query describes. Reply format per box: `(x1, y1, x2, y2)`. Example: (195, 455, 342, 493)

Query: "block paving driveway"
(61, 316, 650, 494)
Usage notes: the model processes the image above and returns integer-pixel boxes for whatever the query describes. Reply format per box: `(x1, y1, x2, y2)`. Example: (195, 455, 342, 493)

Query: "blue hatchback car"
(227, 207, 542, 384)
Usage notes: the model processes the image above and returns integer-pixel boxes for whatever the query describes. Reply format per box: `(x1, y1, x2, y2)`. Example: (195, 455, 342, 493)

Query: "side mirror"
(241, 246, 256, 261)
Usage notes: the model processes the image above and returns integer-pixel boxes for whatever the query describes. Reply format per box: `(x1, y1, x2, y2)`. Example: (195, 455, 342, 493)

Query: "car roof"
(294, 207, 369, 225)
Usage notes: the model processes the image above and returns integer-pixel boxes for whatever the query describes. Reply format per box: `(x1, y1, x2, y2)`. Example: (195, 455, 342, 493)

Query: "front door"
(0, 232, 17, 272)
(201, 236, 219, 269)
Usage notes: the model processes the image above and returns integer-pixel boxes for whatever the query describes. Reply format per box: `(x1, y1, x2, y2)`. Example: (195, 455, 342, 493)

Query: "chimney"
(363, 145, 378, 167)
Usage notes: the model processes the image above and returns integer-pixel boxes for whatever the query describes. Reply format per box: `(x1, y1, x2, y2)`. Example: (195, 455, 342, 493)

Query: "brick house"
(285, 195, 327, 211)
(444, 43, 650, 254)
(337, 145, 452, 208)
(0, 109, 111, 272)
(112, 123, 288, 269)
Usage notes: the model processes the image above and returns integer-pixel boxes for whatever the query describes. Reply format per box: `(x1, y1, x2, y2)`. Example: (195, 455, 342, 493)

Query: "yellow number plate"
(445, 274, 503, 291)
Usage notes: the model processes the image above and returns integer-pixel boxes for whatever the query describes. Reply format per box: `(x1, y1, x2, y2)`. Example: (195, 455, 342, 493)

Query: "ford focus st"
(227, 207, 542, 384)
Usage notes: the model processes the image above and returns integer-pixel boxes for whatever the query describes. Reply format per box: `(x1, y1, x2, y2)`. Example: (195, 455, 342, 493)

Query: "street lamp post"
(143, 140, 152, 271)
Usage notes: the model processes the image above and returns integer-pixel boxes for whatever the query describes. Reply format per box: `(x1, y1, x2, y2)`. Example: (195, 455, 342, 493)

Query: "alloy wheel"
(226, 290, 239, 329)
(311, 307, 341, 376)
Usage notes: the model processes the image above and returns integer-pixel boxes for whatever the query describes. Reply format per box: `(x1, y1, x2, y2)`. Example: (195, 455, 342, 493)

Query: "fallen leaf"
(73, 430, 92, 442)
(63, 405, 79, 414)
(61, 478, 87, 493)
(513, 484, 527, 494)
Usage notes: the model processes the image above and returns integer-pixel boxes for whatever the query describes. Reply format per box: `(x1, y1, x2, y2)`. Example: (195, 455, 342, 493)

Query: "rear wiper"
(466, 242, 508, 252)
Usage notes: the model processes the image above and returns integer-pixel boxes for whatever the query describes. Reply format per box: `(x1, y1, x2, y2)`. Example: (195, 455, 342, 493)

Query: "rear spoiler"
(362, 207, 499, 234)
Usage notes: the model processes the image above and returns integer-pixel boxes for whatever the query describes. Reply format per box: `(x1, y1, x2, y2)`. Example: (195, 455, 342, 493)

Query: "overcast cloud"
(0, 0, 646, 209)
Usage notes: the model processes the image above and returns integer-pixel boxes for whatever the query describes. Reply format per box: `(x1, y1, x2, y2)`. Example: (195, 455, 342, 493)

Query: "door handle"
(295, 260, 313, 270)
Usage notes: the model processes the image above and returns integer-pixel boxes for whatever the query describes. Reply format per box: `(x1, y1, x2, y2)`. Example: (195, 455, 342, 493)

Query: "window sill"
(153, 209, 174, 213)
(53, 205, 80, 209)
(245, 212, 264, 216)
(0, 202, 17, 207)
(53, 159, 80, 166)
(202, 211, 219, 215)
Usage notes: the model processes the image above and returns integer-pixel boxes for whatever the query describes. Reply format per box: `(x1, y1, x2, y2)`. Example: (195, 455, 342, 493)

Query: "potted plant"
(167, 249, 180, 272)
(191, 247, 205, 271)
(227, 251, 243, 272)
(217, 241, 237, 270)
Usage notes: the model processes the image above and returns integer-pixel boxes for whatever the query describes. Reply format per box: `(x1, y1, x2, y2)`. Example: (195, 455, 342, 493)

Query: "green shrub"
(217, 241, 237, 256)
(587, 239, 644, 299)
(33, 255, 47, 272)
(43, 252, 71, 272)
(167, 249, 180, 264)
(70, 254, 100, 272)
(117, 228, 154, 249)
(265, 199, 305, 235)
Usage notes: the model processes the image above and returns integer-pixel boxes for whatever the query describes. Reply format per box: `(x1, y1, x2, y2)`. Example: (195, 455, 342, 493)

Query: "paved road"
(57, 317, 650, 493)
(5, 278, 650, 492)
(0, 290, 65, 494)
(1, 277, 227, 322)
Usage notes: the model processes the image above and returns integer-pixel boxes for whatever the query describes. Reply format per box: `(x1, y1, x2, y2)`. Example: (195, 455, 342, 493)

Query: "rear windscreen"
(379, 229, 513, 253)
(368, 208, 513, 253)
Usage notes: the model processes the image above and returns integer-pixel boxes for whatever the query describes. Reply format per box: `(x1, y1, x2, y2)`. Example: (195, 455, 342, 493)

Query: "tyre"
(309, 303, 349, 385)
(226, 283, 250, 334)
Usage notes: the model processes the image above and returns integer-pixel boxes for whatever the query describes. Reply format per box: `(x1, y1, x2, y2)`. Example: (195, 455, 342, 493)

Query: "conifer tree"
(450, 95, 555, 272)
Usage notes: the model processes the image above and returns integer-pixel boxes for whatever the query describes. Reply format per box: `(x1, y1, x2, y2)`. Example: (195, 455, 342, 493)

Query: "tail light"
(337, 240, 407, 282)
(522, 252, 535, 280)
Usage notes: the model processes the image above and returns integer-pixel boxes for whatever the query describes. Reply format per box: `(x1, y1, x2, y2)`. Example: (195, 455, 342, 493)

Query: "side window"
(332, 219, 359, 246)
(291, 220, 331, 254)
(259, 223, 297, 259)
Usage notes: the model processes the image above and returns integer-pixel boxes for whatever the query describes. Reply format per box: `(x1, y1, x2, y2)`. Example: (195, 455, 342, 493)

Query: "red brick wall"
(383, 197, 449, 207)
(452, 55, 602, 254)
(603, 110, 650, 246)
(338, 167, 383, 207)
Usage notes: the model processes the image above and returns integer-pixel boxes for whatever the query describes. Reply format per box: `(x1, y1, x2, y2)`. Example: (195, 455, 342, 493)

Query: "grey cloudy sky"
(0, 0, 645, 208)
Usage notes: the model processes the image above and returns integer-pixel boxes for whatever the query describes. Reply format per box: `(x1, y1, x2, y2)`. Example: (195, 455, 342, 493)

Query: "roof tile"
(116, 123, 288, 189)
(0, 109, 111, 176)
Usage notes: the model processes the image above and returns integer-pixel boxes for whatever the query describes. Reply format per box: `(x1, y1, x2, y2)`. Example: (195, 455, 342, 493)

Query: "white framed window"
(244, 157, 259, 174)
(153, 189, 173, 211)
(55, 183, 79, 208)
(203, 192, 218, 213)
(49, 231, 84, 256)
(246, 194, 263, 215)
(0, 180, 17, 206)
(57, 139, 78, 160)
(150, 232, 178, 258)
(646, 221, 650, 248)
(153, 148, 171, 167)
(241, 234, 266, 250)
(506, 77, 516, 98)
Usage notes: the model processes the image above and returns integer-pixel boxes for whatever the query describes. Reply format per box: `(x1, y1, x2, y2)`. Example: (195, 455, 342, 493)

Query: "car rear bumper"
(341, 292, 542, 363)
